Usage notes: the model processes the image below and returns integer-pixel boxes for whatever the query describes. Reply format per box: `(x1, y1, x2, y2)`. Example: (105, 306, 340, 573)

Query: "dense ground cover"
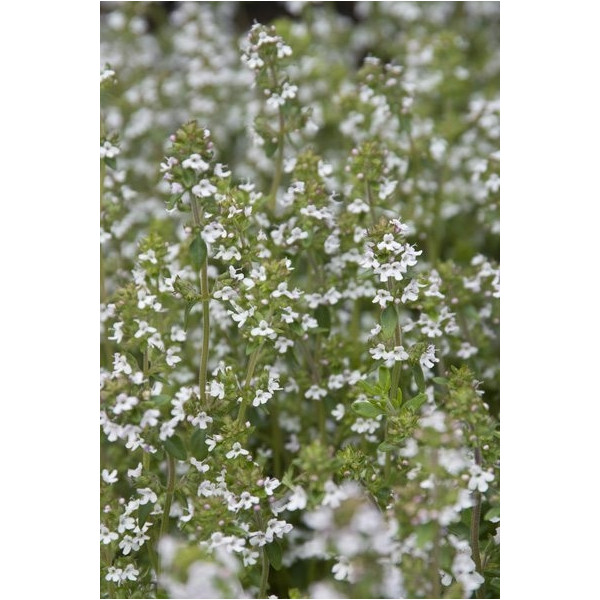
(100, 2, 500, 598)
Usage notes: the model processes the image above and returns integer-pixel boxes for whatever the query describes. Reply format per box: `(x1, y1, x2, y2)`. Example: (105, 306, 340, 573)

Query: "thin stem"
(259, 546, 270, 598)
(199, 262, 210, 404)
(160, 454, 176, 540)
(270, 403, 283, 478)
(190, 197, 210, 404)
(268, 64, 285, 212)
(366, 181, 377, 224)
(471, 446, 484, 597)
(268, 108, 285, 212)
(236, 346, 262, 424)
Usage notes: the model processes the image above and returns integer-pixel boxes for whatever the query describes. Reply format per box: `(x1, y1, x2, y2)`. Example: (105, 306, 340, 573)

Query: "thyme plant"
(101, 3, 499, 598)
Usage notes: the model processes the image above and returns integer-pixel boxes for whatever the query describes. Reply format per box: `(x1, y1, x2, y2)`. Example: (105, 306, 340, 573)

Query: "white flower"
(286, 486, 308, 511)
(332, 403, 345, 421)
(188, 411, 213, 429)
(108, 321, 124, 343)
(274, 337, 294, 353)
(112, 353, 132, 376)
(140, 409, 160, 428)
(182, 153, 209, 172)
(468, 465, 495, 493)
(253, 389, 272, 407)
(190, 457, 210, 473)
(100, 140, 120, 159)
(401, 279, 421, 303)
(373, 289, 393, 308)
(127, 463, 143, 478)
(263, 477, 281, 496)
(192, 179, 217, 197)
(347, 198, 370, 214)
(170, 325, 186, 342)
(322, 480, 347, 508)
(251, 320, 276, 338)
(305, 385, 327, 400)
(420, 345, 439, 369)
(351, 417, 381, 434)
(281, 82, 298, 99)
(226, 442, 250, 459)
(137, 488, 157, 505)
(105, 567, 123, 583)
(134, 320, 157, 339)
(378, 179, 398, 200)
(166, 347, 181, 367)
(122, 564, 139, 582)
(266, 518, 293, 539)
(457, 342, 478, 359)
(100, 524, 118, 545)
(369, 343, 388, 361)
(390, 345, 409, 361)
(332, 557, 354, 581)
(214, 163, 231, 178)
(209, 381, 225, 399)
(102, 469, 118, 484)
(377, 233, 402, 254)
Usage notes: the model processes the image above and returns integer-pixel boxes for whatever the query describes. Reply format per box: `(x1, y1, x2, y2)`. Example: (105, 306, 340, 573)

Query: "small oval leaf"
(412, 364, 426, 392)
(381, 306, 398, 339)
(265, 541, 283, 571)
(190, 234, 207, 270)
(138, 502, 154, 528)
(402, 392, 428, 414)
(164, 435, 187, 461)
(190, 429, 208, 460)
(351, 400, 384, 418)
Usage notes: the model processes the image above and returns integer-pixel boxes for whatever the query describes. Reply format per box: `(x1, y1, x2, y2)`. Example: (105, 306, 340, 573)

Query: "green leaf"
(314, 305, 331, 336)
(432, 376, 449, 386)
(245, 341, 260, 356)
(351, 400, 384, 418)
(412, 364, 426, 392)
(182, 169, 196, 188)
(190, 429, 208, 460)
(377, 440, 396, 453)
(264, 138, 279, 158)
(190, 234, 208, 270)
(151, 394, 171, 407)
(138, 502, 154, 528)
(484, 506, 500, 522)
(265, 541, 283, 571)
(163, 435, 187, 460)
(392, 387, 403, 410)
(357, 380, 379, 396)
(402, 392, 428, 413)
(378, 367, 391, 392)
(104, 156, 117, 170)
(380, 305, 398, 339)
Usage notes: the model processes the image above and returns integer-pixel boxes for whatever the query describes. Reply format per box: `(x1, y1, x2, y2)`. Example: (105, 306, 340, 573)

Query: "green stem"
(471, 447, 484, 597)
(199, 262, 210, 404)
(270, 403, 283, 478)
(269, 107, 285, 212)
(190, 198, 210, 404)
(259, 546, 270, 598)
(160, 454, 176, 540)
(146, 542, 159, 584)
(236, 346, 262, 424)
(266, 64, 285, 213)
(366, 181, 377, 224)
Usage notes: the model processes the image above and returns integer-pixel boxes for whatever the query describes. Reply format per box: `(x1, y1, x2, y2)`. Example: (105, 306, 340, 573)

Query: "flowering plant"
(101, 3, 499, 598)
